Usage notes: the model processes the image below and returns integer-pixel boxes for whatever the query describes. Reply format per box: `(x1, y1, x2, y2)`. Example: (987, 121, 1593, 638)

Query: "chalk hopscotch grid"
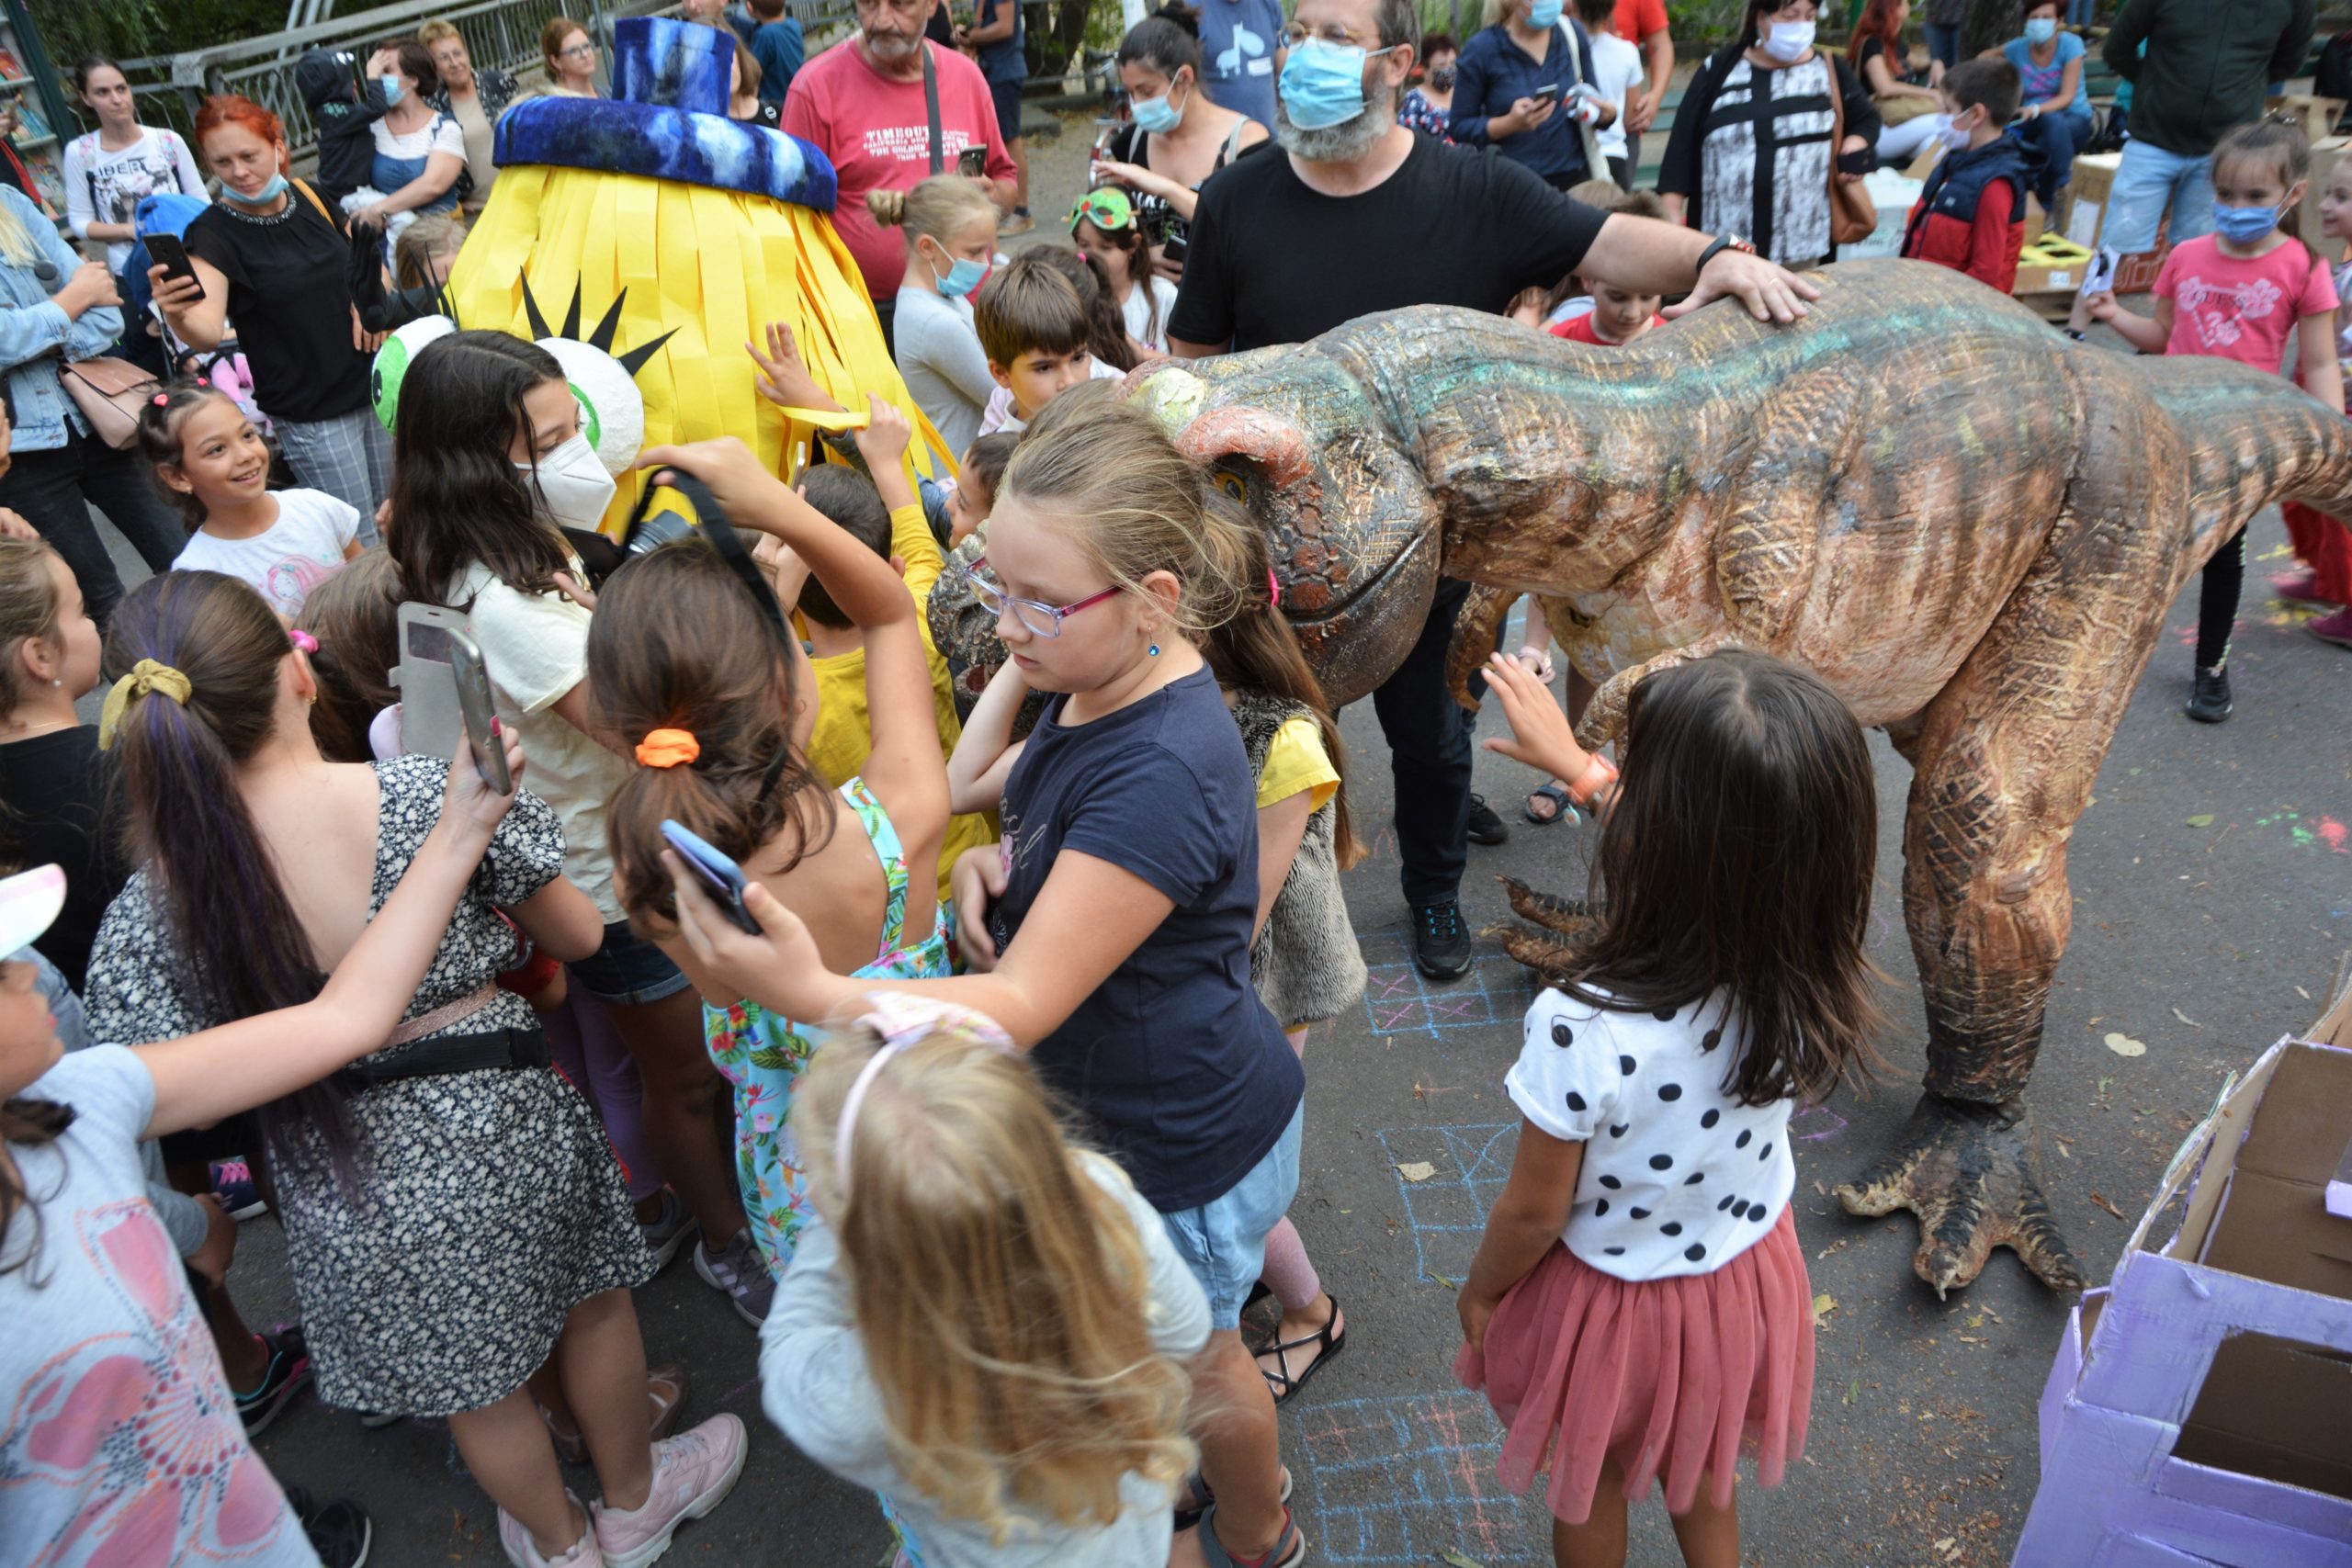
(1357, 926, 1543, 1040)
(1297, 1393, 1550, 1565)
(1375, 1122, 1517, 1284)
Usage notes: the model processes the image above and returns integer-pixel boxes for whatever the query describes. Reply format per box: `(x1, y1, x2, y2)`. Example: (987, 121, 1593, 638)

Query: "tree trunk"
(1960, 0, 2022, 60)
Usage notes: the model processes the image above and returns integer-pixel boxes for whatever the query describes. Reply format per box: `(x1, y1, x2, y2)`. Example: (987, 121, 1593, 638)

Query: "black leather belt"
(334, 1024, 551, 1092)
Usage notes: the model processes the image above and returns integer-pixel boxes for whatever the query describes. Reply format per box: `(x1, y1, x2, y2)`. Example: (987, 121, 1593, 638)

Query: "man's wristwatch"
(1693, 233, 1756, 277)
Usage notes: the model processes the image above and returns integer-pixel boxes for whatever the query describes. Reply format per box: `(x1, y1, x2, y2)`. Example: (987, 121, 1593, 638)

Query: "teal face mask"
(1527, 0, 1564, 28)
(1279, 38, 1396, 130)
(1131, 75, 1187, 133)
(929, 249, 989, 298)
(2023, 17, 2057, 42)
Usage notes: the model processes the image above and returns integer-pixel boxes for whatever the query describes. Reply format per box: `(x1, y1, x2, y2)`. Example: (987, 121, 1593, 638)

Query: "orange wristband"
(1567, 753, 1619, 808)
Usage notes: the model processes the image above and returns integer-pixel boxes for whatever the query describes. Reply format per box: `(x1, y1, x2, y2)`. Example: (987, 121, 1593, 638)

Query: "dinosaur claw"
(1498, 875, 1595, 938)
(1487, 920, 1581, 980)
(1834, 1092, 2086, 1295)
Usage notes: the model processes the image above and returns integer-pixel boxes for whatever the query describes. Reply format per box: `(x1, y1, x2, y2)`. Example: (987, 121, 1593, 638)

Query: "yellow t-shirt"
(800, 501, 998, 904)
(1257, 715, 1340, 814)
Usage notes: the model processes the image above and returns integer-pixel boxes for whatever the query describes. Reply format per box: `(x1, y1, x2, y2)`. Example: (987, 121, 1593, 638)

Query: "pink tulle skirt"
(1455, 1209, 1815, 1524)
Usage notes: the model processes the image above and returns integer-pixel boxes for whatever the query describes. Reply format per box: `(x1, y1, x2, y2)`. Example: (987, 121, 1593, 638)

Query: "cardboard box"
(2267, 94, 2346, 145)
(2012, 962, 2352, 1567)
(2013, 235, 2096, 296)
(2064, 152, 2169, 293)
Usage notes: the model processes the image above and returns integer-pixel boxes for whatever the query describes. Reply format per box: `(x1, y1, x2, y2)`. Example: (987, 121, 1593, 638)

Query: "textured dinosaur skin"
(932, 261, 2352, 1294)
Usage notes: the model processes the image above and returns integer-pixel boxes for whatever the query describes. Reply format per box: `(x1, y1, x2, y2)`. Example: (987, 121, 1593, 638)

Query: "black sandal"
(1258, 1300, 1347, 1405)
(1523, 782, 1575, 826)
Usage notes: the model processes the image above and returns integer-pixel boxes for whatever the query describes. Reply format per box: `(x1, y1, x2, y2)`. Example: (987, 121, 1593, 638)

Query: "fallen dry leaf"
(2104, 1032, 2147, 1058)
(2170, 1007, 2204, 1030)
(1396, 1161, 1438, 1183)
(1813, 1292, 1838, 1327)
(1441, 1551, 1488, 1568)
(2090, 1191, 2127, 1221)
(2185, 813, 2214, 829)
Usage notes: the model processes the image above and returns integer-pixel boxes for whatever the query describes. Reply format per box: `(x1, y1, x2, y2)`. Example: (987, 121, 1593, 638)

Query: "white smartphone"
(392, 604, 510, 792)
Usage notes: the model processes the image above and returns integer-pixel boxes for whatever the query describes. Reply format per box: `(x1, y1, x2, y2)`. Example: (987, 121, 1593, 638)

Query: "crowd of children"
(6, 8, 2351, 1568)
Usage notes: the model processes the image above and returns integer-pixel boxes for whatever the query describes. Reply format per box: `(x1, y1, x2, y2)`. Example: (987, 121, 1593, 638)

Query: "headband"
(96, 660, 191, 750)
(636, 727, 700, 768)
(832, 992, 1016, 1198)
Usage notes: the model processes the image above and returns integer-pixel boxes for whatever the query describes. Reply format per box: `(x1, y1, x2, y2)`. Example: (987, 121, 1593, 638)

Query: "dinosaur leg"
(1490, 874, 1600, 982)
(1443, 583, 1516, 711)
(1838, 488, 2177, 1296)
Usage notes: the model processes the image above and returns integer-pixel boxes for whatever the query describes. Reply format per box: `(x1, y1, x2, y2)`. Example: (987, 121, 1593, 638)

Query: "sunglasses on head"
(1067, 187, 1136, 234)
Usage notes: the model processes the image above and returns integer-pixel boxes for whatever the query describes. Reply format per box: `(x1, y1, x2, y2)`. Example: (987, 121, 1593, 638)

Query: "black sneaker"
(1411, 900, 1473, 982)
(284, 1489, 374, 1568)
(235, 1327, 312, 1437)
(2186, 664, 2233, 723)
(1465, 794, 1509, 846)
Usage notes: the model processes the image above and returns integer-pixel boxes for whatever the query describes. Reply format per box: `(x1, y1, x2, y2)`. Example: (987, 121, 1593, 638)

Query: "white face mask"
(520, 431, 617, 532)
(1939, 115, 1973, 149)
(1763, 19, 1816, 62)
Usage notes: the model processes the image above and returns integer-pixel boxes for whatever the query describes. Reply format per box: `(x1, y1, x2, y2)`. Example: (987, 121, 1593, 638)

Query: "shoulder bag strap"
(922, 41, 944, 175)
(290, 176, 338, 229)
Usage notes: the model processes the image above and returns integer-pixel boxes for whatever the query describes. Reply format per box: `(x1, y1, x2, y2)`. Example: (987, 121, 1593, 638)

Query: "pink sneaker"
(498, 1492, 603, 1568)
(592, 1414, 747, 1568)
(2276, 570, 2337, 605)
(2309, 606, 2352, 649)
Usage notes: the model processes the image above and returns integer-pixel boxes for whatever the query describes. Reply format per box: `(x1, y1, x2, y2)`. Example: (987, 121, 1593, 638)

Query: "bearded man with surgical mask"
(1168, 0, 1817, 986)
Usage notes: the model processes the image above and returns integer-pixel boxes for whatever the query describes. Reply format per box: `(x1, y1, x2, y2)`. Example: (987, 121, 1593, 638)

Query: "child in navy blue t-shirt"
(656, 392, 1310, 1568)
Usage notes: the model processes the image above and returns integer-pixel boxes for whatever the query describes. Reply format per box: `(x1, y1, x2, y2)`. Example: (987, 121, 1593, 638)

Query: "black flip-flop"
(1258, 1301, 1348, 1406)
(1523, 782, 1574, 826)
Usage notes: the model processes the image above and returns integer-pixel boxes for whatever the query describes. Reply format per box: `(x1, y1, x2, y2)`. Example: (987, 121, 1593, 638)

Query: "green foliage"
(1667, 0, 1749, 45)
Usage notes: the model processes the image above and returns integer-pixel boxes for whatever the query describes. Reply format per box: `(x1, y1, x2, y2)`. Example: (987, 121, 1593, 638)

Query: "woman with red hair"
(1848, 0, 1948, 164)
(148, 96, 387, 537)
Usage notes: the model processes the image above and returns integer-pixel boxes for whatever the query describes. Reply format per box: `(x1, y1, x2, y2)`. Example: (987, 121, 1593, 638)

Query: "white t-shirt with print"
(1509, 986, 1797, 1281)
(455, 561, 628, 921)
(171, 488, 359, 616)
(1590, 32, 1645, 162)
(61, 126, 206, 273)
(370, 112, 468, 167)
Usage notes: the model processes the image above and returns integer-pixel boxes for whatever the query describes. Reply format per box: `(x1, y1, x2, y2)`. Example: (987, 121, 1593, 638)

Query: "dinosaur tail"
(2148, 359, 2352, 562)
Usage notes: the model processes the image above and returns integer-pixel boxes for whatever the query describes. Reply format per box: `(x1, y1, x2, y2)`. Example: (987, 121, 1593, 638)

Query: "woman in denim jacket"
(0, 185, 182, 626)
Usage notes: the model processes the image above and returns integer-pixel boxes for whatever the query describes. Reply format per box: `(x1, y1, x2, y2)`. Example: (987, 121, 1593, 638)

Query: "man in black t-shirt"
(1168, 0, 1813, 982)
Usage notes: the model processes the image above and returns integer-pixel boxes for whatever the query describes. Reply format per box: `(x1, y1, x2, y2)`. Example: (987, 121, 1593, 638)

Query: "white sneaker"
(591, 1414, 748, 1568)
(498, 1492, 602, 1568)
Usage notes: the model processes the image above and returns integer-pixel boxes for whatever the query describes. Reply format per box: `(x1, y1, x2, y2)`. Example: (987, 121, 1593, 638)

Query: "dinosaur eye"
(1212, 470, 1248, 502)
(537, 336, 647, 477)
(370, 316, 458, 431)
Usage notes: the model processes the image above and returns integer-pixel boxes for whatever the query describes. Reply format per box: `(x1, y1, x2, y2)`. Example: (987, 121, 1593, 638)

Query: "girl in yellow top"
(946, 507, 1364, 1415)
(749, 323, 994, 906)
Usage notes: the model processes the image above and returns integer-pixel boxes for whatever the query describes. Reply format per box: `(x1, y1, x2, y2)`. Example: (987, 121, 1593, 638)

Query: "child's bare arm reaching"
(945, 662, 1030, 816)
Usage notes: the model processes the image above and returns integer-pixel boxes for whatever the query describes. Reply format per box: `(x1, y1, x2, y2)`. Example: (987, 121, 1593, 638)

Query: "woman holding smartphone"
(1448, 0, 1615, 191)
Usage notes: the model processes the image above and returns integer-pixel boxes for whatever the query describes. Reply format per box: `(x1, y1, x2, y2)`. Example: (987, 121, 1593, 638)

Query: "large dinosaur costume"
(935, 260, 2352, 1295)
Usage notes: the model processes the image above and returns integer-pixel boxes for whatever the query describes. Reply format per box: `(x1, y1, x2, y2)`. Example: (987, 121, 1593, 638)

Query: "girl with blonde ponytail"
(655, 396, 1313, 1568)
(762, 996, 1207, 1566)
(588, 409, 953, 1284)
(875, 173, 1004, 456)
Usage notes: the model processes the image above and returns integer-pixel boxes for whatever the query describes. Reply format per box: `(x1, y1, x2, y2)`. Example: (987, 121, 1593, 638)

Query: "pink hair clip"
(150, 392, 169, 407)
(1267, 567, 1281, 608)
(288, 629, 318, 654)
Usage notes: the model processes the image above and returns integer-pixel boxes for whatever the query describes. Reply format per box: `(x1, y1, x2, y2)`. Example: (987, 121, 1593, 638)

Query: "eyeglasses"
(961, 556, 1120, 637)
(557, 42, 596, 60)
(1068, 187, 1136, 233)
(1281, 22, 1377, 49)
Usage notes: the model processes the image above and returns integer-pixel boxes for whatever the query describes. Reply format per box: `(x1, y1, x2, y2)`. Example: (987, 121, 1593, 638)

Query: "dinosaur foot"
(1833, 1092, 2087, 1298)
(1498, 874, 1594, 937)
(1485, 877, 1600, 982)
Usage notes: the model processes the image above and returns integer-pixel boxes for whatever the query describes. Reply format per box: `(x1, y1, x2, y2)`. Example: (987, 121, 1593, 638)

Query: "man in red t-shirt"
(785, 0, 1016, 333)
(1587, 0, 1671, 175)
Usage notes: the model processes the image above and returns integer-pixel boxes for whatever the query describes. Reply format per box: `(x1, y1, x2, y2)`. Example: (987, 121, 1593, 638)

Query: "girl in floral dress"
(588, 407, 953, 1280)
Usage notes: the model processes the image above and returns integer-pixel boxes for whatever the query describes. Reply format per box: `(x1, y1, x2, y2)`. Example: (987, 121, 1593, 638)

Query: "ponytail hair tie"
(635, 728, 700, 768)
(288, 629, 318, 654)
(1267, 567, 1281, 608)
(151, 392, 169, 407)
(96, 659, 192, 750)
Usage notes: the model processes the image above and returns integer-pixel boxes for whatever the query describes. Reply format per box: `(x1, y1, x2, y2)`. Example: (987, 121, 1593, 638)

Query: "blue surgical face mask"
(1527, 0, 1564, 28)
(2213, 203, 2281, 245)
(240, 172, 290, 206)
(379, 73, 405, 107)
(1130, 74, 1187, 134)
(1279, 38, 1396, 130)
(2023, 17, 2057, 42)
(928, 245, 989, 298)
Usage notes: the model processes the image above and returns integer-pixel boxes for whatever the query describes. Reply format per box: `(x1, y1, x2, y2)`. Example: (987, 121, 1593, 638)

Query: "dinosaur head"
(1132, 353, 1439, 708)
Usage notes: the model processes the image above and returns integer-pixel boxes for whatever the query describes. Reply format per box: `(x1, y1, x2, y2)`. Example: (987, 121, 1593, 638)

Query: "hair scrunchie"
(96, 660, 192, 750)
(634, 727, 701, 768)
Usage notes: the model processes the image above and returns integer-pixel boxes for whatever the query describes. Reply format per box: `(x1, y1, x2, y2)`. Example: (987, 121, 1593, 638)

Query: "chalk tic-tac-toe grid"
(1357, 926, 1541, 1040)
(1375, 1122, 1516, 1285)
(1297, 1393, 1550, 1565)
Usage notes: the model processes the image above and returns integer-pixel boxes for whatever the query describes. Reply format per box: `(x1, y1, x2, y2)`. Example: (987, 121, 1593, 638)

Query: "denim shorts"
(568, 919, 692, 1007)
(1160, 1101, 1304, 1330)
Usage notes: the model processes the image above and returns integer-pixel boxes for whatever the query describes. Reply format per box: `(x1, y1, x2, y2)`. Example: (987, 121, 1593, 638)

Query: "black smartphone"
(145, 232, 205, 300)
(1532, 81, 1561, 104)
(958, 144, 987, 177)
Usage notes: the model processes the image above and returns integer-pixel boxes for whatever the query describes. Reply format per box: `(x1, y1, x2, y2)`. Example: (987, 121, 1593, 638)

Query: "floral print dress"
(703, 778, 954, 1278)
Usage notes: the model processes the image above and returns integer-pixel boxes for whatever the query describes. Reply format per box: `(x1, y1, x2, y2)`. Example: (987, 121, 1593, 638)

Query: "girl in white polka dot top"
(1453, 648, 1883, 1568)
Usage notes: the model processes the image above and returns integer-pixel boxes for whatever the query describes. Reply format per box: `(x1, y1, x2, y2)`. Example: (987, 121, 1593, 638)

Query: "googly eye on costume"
(370, 315, 458, 431)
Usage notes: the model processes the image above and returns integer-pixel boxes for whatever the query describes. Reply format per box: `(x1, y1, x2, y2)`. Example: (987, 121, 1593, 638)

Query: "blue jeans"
(2066, 0, 2093, 23)
(1925, 22, 1960, 70)
(1161, 1101, 1304, 1329)
(2018, 107, 2095, 205)
(2103, 140, 2215, 254)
